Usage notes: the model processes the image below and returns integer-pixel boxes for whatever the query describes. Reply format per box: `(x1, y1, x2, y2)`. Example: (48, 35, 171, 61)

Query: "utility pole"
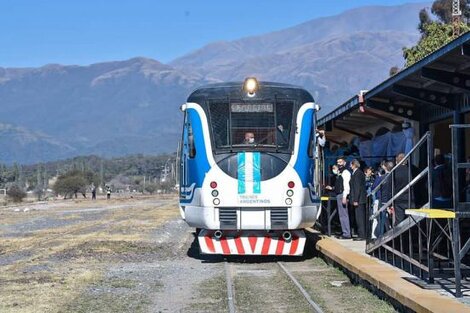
(453, 0, 462, 38)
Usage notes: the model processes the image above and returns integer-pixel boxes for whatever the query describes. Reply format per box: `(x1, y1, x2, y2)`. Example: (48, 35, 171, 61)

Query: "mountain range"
(0, 2, 428, 164)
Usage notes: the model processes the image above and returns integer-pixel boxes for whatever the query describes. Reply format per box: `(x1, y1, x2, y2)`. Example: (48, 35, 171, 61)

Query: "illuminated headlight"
(243, 77, 259, 96)
(286, 190, 294, 197)
(213, 198, 220, 205)
(285, 198, 292, 205)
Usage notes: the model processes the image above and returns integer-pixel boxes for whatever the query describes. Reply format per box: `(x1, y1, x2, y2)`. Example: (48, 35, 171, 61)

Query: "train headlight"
(211, 190, 219, 197)
(213, 198, 220, 205)
(285, 198, 292, 205)
(243, 77, 259, 96)
(286, 190, 294, 197)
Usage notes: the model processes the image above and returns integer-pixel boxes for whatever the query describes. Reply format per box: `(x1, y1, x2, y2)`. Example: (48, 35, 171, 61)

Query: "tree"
(431, 0, 470, 24)
(404, 1, 470, 67)
(53, 170, 94, 199)
(389, 66, 400, 76)
(35, 166, 43, 200)
(403, 22, 470, 66)
(144, 183, 158, 194)
(7, 185, 27, 203)
(418, 8, 432, 33)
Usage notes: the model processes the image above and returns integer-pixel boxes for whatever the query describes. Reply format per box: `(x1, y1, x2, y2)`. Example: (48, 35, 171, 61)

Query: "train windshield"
(208, 100, 295, 153)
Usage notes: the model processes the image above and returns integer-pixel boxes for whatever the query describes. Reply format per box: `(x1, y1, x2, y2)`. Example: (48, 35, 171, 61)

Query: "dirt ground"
(0, 196, 396, 313)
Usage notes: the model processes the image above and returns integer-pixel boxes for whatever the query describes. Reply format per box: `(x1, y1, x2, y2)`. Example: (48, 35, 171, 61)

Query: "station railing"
(367, 131, 433, 238)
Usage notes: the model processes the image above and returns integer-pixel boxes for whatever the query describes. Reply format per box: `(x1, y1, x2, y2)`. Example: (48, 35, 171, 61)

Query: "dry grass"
(0, 196, 179, 313)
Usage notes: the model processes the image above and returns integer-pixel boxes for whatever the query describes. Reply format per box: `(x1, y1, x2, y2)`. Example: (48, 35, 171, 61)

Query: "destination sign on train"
(231, 103, 274, 113)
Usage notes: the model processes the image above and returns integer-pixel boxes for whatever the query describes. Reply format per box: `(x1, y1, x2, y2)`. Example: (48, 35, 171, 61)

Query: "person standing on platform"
(324, 165, 339, 233)
(365, 167, 375, 196)
(349, 159, 367, 240)
(335, 157, 351, 239)
(325, 165, 339, 196)
(432, 154, 452, 208)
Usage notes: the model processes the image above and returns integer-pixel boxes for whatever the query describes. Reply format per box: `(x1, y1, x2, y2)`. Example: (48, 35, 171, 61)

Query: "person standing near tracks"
(349, 159, 367, 241)
(106, 185, 111, 200)
(91, 183, 97, 200)
(335, 156, 351, 239)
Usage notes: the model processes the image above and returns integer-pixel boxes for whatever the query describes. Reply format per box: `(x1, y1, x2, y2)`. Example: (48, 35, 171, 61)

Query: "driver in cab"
(243, 132, 256, 144)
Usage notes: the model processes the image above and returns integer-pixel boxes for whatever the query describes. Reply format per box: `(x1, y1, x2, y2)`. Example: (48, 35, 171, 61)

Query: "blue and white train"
(178, 78, 321, 256)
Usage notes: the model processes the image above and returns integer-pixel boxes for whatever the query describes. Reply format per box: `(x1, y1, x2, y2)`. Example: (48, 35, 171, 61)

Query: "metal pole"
(453, 218, 462, 297)
(327, 198, 332, 236)
(408, 158, 411, 209)
(427, 132, 433, 208)
(392, 172, 395, 227)
(451, 125, 462, 297)
(418, 220, 424, 279)
(427, 219, 434, 283)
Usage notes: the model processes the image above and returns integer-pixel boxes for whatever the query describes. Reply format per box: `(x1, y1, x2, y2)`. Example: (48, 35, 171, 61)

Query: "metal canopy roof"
(318, 31, 470, 137)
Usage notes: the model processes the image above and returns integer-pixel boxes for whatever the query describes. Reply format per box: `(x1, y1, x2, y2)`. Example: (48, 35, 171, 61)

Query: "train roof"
(187, 81, 314, 103)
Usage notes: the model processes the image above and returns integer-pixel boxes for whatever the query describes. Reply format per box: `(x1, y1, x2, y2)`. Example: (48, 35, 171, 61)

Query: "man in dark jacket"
(432, 154, 452, 208)
(349, 159, 367, 240)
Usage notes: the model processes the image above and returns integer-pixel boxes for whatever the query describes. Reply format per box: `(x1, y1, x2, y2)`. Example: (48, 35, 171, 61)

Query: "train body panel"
(178, 80, 321, 255)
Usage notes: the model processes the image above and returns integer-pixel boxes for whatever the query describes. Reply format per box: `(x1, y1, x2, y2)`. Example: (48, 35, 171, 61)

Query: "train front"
(179, 78, 321, 256)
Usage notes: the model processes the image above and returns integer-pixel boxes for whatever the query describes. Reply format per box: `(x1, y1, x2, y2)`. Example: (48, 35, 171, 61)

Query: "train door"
(309, 109, 322, 197)
(180, 111, 197, 202)
(180, 113, 189, 200)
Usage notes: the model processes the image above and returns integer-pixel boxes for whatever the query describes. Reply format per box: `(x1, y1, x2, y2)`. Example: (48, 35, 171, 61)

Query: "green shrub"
(7, 185, 27, 202)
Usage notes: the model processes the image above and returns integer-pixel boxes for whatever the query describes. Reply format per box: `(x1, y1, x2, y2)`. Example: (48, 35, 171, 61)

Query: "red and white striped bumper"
(198, 230, 306, 256)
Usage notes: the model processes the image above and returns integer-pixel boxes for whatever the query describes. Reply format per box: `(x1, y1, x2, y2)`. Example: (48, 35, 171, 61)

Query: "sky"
(0, 0, 429, 67)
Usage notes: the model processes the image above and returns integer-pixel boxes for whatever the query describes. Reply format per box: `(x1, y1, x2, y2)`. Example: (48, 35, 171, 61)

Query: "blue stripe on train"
(253, 152, 261, 194)
(237, 152, 246, 194)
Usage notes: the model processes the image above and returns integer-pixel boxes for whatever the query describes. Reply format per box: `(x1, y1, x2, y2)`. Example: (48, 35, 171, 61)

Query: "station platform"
(313, 231, 470, 313)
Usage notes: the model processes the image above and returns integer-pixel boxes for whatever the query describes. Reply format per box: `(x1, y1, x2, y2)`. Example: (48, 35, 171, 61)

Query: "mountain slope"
(202, 31, 418, 106)
(0, 58, 213, 163)
(171, 3, 426, 72)
(0, 123, 76, 164)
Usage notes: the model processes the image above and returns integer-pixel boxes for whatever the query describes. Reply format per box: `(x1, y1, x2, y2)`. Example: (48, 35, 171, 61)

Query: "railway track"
(224, 260, 325, 313)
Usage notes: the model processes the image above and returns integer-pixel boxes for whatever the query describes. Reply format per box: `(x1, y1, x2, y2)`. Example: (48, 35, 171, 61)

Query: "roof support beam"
(333, 121, 373, 139)
(392, 84, 454, 109)
(421, 67, 470, 92)
(361, 109, 402, 125)
(366, 100, 420, 121)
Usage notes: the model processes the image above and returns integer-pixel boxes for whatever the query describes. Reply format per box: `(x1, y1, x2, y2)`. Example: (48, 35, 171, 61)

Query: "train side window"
(188, 123, 196, 159)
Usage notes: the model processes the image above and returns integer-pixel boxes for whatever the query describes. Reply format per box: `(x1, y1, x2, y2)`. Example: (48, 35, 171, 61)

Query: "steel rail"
(224, 262, 236, 313)
(277, 262, 325, 313)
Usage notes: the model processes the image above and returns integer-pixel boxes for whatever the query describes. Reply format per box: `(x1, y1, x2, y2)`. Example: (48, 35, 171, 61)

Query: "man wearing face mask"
(243, 132, 256, 144)
(335, 157, 351, 239)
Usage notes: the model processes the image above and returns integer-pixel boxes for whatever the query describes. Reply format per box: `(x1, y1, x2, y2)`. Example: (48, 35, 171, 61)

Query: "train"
(178, 78, 322, 256)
